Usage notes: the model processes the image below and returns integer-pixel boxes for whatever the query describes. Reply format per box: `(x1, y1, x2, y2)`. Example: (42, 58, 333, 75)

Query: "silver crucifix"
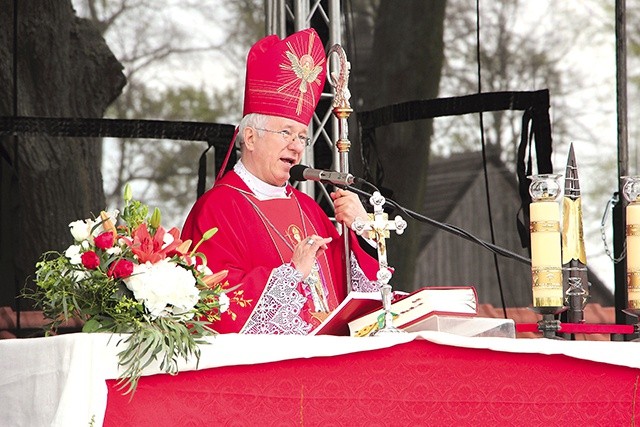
(352, 191, 407, 334)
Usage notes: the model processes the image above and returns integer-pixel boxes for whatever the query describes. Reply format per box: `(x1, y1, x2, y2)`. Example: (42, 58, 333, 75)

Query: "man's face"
(245, 116, 308, 186)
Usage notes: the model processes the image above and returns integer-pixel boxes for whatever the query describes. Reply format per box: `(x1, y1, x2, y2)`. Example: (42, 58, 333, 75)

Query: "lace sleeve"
(241, 264, 313, 335)
(349, 251, 380, 293)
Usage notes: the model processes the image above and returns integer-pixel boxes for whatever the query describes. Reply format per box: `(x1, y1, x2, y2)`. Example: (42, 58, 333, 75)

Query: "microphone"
(290, 164, 356, 186)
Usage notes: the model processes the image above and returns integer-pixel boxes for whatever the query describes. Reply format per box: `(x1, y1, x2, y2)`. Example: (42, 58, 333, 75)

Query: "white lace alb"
(241, 264, 313, 335)
(349, 251, 380, 293)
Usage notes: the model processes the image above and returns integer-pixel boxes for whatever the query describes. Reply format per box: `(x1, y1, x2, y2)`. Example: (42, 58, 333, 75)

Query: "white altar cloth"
(1, 331, 640, 427)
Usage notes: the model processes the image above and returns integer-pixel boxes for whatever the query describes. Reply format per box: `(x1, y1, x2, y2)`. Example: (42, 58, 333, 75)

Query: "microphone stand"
(342, 183, 531, 266)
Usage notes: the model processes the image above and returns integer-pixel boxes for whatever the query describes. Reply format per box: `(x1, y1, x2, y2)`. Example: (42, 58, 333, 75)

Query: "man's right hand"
(290, 235, 332, 279)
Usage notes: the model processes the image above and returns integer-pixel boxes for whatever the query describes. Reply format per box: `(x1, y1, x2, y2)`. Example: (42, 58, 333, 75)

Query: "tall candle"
(530, 201, 563, 307)
(627, 203, 640, 309)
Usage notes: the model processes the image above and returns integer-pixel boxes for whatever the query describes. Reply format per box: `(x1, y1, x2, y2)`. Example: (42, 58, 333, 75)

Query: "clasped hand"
(291, 235, 331, 279)
(290, 190, 367, 279)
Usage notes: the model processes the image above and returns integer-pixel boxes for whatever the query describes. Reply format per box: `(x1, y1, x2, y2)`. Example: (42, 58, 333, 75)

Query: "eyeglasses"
(254, 128, 312, 147)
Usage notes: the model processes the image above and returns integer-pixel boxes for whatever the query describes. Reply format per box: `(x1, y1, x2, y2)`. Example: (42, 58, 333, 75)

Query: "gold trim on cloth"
(530, 220, 560, 233)
(561, 197, 587, 264)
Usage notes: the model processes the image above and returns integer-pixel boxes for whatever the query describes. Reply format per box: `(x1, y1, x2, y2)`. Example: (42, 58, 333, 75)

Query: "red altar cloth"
(104, 339, 639, 426)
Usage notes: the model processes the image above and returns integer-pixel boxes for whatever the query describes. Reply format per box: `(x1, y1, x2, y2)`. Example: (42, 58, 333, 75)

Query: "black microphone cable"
(342, 184, 531, 266)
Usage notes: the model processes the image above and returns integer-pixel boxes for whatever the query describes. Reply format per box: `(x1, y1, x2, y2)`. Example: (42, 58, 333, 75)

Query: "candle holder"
(530, 306, 568, 339)
(622, 175, 640, 204)
(528, 174, 567, 335)
(621, 309, 640, 336)
(622, 176, 640, 318)
(528, 173, 562, 202)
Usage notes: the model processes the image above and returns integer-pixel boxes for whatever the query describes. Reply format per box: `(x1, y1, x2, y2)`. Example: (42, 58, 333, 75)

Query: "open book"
(310, 291, 384, 336)
(347, 286, 478, 337)
(311, 286, 477, 337)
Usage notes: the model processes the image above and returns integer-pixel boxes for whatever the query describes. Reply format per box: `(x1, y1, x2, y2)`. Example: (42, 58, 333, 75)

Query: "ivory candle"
(530, 201, 563, 307)
(627, 203, 640, 309)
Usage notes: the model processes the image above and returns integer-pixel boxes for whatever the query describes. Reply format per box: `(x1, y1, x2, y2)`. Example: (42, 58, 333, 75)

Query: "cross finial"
(352, 191, 407, 335)
(352, 191, 407, 283)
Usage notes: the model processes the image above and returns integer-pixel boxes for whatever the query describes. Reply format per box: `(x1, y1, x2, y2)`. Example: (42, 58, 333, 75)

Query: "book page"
(348, 287, 477, 336)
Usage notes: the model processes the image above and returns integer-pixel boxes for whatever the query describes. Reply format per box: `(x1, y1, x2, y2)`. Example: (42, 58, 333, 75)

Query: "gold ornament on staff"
(327, 44, 354, 292)
(561, 144, 590, 323)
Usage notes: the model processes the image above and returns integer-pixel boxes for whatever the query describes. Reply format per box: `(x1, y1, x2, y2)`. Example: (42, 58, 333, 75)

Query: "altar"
(2, 331, 640, 426)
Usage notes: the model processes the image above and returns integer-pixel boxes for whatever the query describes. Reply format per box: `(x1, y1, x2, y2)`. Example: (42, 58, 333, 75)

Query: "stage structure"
(265, 0, 346, 202)
(0, 1, 634, 337)
(0, 1, 558, 335)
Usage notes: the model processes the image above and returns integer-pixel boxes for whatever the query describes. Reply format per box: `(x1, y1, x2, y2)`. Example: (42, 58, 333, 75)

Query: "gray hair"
(236, 113, 270, 148)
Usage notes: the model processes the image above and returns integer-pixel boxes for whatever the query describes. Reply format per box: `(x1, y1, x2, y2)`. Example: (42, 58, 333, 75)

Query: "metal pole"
(292, 0, 315, 197)
(327, 0, 352, 291)
(614, 0, 629, 327)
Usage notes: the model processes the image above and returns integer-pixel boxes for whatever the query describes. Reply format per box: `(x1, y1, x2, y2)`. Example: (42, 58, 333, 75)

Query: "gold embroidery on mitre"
(278, 31, 324, 115)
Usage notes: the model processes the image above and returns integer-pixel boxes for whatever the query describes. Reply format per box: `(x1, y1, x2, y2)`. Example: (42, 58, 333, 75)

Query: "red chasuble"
(181, 171, 380, 334)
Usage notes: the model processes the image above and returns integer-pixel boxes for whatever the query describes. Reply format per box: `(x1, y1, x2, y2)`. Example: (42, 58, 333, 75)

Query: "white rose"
(124, 259, 199, 319)
(64, 245, 82, 265)
(218, 292, 230, 313)
(68, 219, 95, 242)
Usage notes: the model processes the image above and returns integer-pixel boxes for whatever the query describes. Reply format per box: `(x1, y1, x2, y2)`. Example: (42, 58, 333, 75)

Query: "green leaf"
(83, 318, 102, 333)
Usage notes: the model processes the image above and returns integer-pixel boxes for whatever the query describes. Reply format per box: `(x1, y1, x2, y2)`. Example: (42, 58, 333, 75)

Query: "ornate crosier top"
(26, 184, 246, 394)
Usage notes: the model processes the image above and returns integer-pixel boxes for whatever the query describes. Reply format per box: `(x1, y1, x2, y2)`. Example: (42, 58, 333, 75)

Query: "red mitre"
(217, 28, 327, 180)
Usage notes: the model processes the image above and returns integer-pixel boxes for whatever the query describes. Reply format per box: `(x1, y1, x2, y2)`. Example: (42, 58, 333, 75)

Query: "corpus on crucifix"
(352, 191, 407, 334)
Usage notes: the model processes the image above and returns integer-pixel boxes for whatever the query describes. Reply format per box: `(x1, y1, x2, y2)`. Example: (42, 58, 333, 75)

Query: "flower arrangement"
(26, 185, 247, 394)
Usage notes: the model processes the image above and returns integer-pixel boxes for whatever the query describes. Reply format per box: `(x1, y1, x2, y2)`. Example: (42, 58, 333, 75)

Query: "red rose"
(80, 251, 100, 270)
(107, 259, 134, 278)
(94, 232, 115, 250)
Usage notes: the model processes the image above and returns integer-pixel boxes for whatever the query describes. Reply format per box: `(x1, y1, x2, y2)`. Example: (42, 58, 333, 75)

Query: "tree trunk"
(0, 0, 126, 309)
(356, 0, 446, 290)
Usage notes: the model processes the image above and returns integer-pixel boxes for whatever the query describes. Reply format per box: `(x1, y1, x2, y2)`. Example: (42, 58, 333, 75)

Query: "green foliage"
(23, 194, 240, 395)
(120, 198, 149, 231)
